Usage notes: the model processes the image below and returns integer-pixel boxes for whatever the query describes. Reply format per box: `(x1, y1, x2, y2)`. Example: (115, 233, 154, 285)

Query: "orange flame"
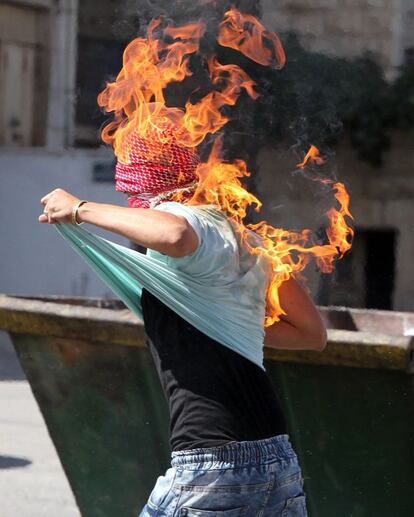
(97, 12, 267, 158)
(251, 146, 353, 325)
(218, 8, 286, 69)
(187, 138, 261, 218)
(97, 18, 207, 161)
(184, 142, 353, 326)
(297, 144, 325, 168)
(178, 57, 259, 147)
(98, 9, 354, 326)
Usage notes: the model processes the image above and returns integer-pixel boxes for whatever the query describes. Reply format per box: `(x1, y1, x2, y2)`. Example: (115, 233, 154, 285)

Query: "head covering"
(115, 126, 200, 208)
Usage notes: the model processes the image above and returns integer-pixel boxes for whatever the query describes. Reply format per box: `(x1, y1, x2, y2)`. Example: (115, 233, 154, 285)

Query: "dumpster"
(1, 294, 413, 517)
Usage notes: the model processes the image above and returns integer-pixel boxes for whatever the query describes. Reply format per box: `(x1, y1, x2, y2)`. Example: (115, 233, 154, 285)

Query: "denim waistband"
(170, 434, 296, 468)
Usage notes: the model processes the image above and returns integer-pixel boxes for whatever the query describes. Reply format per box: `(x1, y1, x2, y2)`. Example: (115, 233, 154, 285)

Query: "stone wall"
(262, 0, 413, 76)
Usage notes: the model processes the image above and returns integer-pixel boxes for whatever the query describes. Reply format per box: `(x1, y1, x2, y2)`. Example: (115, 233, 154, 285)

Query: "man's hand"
(39, 188, 80, 224)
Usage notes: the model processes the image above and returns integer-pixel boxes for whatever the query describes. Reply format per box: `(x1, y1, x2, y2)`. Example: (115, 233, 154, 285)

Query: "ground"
(0, 332, 81, 517)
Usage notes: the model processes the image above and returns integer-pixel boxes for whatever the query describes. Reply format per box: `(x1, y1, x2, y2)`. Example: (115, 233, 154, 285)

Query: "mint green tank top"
(55, 203, 270, 369)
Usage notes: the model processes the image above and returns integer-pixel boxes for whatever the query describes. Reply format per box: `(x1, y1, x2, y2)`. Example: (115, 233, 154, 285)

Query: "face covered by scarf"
(114, 126, 201, 209)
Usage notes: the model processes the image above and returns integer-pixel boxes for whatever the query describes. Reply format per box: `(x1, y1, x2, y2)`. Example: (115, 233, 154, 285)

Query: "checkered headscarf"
(115, 126, 200, 209)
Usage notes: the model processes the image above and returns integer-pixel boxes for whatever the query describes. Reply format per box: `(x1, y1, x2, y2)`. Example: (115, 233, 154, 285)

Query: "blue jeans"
(138, 434, 308, 516)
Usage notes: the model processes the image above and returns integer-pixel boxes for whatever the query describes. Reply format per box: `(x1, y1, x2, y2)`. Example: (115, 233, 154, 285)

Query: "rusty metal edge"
(265, 330, 414, 372)
(0, 294, 146, 348)
(1, 294, 413, 371)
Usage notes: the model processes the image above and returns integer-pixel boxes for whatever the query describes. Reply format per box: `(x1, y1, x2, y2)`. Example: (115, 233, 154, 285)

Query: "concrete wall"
(0, 148, 130, 298)
(263, 0, 413, 76)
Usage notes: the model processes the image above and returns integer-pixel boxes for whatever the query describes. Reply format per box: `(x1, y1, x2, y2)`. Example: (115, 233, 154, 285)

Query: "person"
(39, 130, 327, 517)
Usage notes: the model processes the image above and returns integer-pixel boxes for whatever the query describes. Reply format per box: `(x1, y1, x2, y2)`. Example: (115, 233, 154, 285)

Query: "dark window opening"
(75, 36, 127, 147)
(404, 47, 414, 67)
(318, 228, 396, 310)
(364, 229, 396, 310)
(75, 0, 137, 147)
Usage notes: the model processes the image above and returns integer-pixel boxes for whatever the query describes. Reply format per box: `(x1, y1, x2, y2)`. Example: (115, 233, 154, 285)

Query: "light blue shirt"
(149, 202, 270, 364)
(55, 203, 271, 369)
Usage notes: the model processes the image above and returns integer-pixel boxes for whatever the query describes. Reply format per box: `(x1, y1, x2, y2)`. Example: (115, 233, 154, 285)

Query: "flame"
(251, 146, 353, 325)
(97, 18, 207, 161)
(97, 12, 266, 157)
(179, 57, 259, 147)
(187, 138, 261, 218)
(297, 144, 325, 168)
(98, 8, 354, 326)
(258, 179, 354, 325)
(185, 142, 353, 326)
(218, 8, 286, 69)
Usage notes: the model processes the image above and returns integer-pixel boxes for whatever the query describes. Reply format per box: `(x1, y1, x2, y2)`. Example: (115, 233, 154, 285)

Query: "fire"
(218, 8, 286, 69)
(297, 144, 325, 168)
(97, 13, 259, 156)
(188, 138, 262, 219)
(186, 141, 353, 326)
(98, 8, 354, 326)
(179, 57, 259, 147)
(97, 18, 207, 161)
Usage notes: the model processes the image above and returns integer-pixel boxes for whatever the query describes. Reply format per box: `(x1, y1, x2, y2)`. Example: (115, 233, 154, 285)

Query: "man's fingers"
(41, 193, 54, 205)
(42, 203, 53, 223)
(40, 188, 60, 204)
(49, 210, 64, 224)
(43, 202, 51, 219)
(41, 192, 51, 202)
(39, 208, 65, 224)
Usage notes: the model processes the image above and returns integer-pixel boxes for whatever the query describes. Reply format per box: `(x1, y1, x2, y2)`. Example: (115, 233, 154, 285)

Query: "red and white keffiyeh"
(115, 126, 200, 209)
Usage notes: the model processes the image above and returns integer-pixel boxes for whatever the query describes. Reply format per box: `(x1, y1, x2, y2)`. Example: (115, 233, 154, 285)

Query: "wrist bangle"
(72, 200, 88, 225)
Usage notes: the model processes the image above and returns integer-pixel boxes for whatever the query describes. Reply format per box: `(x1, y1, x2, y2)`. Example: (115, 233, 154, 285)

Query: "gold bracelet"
(71, 200, 88, 225)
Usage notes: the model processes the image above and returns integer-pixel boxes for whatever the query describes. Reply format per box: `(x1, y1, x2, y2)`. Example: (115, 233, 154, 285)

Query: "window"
(75, 0, 136, 147)
(75, 36, 127, 147)
(404, 47, 414, 67)
(318, 228, 397, 310)
(0, 3, 49, 146)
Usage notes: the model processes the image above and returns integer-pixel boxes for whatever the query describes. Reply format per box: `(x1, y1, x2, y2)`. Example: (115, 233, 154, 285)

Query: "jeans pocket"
(179, 506, 249, 516)
(282, 495, 307, 516)
(147, 467, 176, 511)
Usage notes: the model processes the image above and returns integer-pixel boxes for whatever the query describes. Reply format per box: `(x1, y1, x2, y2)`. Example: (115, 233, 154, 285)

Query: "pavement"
(0, 331, 81, 517)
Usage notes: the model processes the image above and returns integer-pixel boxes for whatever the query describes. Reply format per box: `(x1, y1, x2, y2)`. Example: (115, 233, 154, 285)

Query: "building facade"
(0, 0, 413, 314)
(263, 0, 414, 77)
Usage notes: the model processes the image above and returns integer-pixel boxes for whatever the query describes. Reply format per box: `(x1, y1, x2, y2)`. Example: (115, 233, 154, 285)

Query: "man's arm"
(264, 277, 327, 351)
(39, 189, 199, 258)
(77, 202, 199, 258)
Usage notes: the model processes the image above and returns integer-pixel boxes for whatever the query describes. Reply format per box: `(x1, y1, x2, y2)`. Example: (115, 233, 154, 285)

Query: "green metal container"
(1, 294, 413, 517)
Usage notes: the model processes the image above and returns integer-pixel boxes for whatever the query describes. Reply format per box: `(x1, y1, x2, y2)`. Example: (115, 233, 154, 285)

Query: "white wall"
(0, 148, 131, 298)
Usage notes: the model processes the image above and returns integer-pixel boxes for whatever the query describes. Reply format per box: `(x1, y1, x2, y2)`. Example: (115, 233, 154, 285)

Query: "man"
(39, 130, 326, 516)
